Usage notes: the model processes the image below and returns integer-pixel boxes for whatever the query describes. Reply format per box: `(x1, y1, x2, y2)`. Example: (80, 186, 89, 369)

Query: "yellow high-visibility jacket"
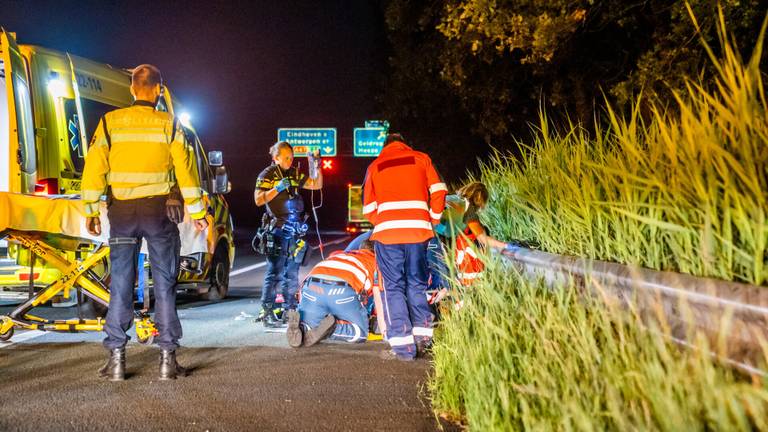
(81, 101, 205, 219)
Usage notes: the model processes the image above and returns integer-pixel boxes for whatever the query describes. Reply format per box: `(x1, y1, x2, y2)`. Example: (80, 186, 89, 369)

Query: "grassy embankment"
(431, 9, 768, 431)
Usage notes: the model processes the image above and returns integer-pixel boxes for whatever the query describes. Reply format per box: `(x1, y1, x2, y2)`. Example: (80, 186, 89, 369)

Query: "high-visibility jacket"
(305, 249, 378, 295)
(362, 142, 447, 244)
(455, 228, 484, 286)
(81, 101, 205, 219)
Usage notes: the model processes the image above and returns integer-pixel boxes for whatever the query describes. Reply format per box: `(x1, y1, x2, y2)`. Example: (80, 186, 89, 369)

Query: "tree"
(378, 0, 766, 155)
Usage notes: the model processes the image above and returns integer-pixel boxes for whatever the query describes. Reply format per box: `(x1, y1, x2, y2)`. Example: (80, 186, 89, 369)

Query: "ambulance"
(0, 29, 234, 300)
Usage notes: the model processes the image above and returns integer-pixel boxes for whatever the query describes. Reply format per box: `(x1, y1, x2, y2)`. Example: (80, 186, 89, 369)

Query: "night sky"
(1, 0, 387, 229)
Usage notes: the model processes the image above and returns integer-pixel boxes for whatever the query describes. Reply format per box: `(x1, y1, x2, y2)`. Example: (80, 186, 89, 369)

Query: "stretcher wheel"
(0, 326, 13, 342)
(137, 333, 154, 345)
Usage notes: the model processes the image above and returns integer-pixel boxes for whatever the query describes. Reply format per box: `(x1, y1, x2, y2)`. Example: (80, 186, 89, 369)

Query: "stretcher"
(0, 193, 157, 343)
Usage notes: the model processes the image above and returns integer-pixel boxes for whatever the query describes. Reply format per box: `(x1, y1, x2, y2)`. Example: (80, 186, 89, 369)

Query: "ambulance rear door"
(0, 29, 36, 193)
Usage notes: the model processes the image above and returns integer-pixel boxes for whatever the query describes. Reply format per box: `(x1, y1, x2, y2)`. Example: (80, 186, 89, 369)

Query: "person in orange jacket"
(286, 241, 379, 347)
(362, 133, 447, 360)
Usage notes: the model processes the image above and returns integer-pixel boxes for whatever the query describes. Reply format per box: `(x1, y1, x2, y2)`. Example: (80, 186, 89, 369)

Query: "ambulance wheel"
(205, 245, 230, 301)
(0, 326, 13, 342)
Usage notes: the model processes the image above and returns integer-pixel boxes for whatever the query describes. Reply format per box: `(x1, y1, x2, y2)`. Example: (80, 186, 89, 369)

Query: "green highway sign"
(277, 128, 337, 156)
(354, 127, 387, 157)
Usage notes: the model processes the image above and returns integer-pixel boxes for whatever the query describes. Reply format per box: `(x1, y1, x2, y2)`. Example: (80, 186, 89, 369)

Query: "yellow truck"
(0, 29, 234, 301)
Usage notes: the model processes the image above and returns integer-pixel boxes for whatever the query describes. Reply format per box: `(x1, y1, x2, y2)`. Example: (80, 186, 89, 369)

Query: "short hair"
(457, 182, 489, 208)
(131, 64, 162, 90)
(384, 133, 405, 145)
(359, 239, 374, 251)
(270, 141, 293, 158)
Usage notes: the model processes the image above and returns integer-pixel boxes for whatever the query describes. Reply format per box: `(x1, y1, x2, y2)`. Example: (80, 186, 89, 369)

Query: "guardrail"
(502, 246, 768, 376)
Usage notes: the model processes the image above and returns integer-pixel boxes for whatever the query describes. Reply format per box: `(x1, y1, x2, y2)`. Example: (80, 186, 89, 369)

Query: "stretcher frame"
(0, 229, 157, 344)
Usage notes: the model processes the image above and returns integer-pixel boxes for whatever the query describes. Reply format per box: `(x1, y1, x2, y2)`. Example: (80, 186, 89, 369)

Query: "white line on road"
(229, 261, 268, 277)
(0, 330, 46, 348)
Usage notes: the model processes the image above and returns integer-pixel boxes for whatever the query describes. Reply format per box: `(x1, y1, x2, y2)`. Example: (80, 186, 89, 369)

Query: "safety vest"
(306, 249, 378, 295)
(81, 102, 205, 219)
(362, 142, 447, 244)
(455, 229, 484, 286)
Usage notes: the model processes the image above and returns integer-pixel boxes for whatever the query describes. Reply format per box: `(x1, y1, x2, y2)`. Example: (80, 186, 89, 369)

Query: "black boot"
(159, 349, 189, 380)
(98, 347, 125, 381)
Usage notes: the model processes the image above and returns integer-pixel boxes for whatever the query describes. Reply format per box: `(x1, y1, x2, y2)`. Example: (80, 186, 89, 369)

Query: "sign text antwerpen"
(277, 128, 337, 157)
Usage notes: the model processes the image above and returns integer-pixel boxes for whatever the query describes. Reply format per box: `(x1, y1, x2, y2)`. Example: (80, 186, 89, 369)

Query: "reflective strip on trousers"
(388, 335, 415, 346)
(412, 327, 433, 337)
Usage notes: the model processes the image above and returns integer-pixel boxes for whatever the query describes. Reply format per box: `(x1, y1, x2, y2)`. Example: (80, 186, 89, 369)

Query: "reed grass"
(431, 8, 768, 430)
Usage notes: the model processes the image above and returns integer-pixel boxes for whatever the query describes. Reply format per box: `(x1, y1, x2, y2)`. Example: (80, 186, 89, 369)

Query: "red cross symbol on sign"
(322, 160, 333, 170)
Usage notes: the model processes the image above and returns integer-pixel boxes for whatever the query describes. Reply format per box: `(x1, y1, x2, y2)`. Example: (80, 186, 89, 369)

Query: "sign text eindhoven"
(277, 128, 337, 157)
(353, 127, 387, 157)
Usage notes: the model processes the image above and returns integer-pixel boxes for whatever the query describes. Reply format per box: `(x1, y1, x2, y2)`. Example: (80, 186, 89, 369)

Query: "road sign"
(353, 127, 387, 157)
(277, 128, 337, 157)
(365, 120, 390, 129)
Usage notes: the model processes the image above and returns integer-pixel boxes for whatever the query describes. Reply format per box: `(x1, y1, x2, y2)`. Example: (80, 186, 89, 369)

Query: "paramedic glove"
(165, 198, 184, 224)
(275, 178, 292, 193)
(504, 243, 518, 254)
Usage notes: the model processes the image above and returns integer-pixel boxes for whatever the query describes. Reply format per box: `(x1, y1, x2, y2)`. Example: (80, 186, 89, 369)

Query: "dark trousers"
(104, 196, 181, 351)
(374, 240, 433, 359)
(260, 229, 300, 311)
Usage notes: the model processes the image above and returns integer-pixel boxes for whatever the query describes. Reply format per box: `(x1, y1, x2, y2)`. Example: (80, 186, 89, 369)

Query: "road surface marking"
(230, 261, 268, 277)
(0, 330, 46, 348)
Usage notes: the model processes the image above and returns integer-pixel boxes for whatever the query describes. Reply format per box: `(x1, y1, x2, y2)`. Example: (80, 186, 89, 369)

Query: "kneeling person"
(286, 242, 377, 347)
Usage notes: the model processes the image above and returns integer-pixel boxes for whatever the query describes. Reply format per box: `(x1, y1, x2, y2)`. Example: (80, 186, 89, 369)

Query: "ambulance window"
(13, 76, 36, 174)
(80, 98, 117, 144)
(184, 128, 210, 192)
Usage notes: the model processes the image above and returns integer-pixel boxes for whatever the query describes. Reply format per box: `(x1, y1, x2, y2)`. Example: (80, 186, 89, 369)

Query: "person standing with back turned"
(362, 133, 447, 361)
(81, 64, 209, 381)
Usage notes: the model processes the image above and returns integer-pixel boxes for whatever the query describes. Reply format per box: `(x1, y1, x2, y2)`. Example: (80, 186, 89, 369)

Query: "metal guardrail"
(502, 246, 768, 376)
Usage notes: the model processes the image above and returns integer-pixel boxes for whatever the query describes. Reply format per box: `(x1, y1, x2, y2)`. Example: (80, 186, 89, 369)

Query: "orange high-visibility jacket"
(305, 249, 378, 295)
(455, 229, 484, 286)
(362, 142, 447, 244)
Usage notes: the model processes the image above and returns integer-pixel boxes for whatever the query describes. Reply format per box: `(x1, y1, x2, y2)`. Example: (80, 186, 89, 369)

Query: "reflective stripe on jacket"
(81, 103, 204, 218)
(362, 142, 447, 244)
(455, 229, 484, 286)
(305, 249, 377, 295)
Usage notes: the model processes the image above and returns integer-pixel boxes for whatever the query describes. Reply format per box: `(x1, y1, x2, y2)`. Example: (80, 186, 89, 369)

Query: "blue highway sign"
(277, 128, 337, 156)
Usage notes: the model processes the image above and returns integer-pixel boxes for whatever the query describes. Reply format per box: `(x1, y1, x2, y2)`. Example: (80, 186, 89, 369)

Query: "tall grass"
(431, 8, 768, 430)
(432, 259, 768, 430)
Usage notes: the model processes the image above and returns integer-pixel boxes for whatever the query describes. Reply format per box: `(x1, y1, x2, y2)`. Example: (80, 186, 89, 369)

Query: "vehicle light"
(47, 77, 67, 98)
(19, 273, 40, 281)
(179, 112, 192, 128)
(34, 178, 59, 196)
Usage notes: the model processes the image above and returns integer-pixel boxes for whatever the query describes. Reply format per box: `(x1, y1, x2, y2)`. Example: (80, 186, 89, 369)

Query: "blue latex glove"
(504, 243, 518, 253)
(275, 178, 291, 193)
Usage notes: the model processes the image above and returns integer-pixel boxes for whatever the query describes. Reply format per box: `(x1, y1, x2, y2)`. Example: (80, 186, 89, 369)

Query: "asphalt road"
(0, 233, 456, 432)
